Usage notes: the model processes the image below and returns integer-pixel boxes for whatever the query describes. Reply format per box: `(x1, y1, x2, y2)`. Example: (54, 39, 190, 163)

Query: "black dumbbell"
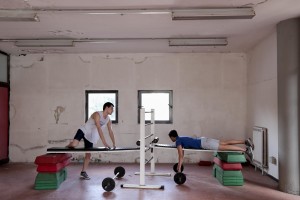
(136, 137, 159, 146)
(102, 166, 125, 192)
(136, 140, 141, 146)
(174, 172, 186, 185)
(151, 137, 159, 144)
(173, 163, 186, 185)
(173, 163, 184, 173)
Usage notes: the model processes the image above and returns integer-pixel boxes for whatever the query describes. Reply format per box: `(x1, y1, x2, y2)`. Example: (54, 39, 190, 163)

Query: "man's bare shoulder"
(91, 111, 100, 120)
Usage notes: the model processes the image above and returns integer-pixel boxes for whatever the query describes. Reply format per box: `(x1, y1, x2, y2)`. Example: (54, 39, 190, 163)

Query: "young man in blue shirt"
(168, 130, 254, 172)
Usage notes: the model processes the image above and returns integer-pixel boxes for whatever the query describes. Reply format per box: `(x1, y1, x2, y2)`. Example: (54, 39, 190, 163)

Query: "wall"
(9, 53, 247, 163)
(246, 31, 278, 179)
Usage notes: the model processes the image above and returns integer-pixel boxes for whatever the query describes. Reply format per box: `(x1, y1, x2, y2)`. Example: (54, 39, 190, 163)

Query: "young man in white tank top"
(66, 102, 116, 180)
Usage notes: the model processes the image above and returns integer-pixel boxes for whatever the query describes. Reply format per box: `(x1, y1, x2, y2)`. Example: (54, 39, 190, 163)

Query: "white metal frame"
(121, 108, 164, 190)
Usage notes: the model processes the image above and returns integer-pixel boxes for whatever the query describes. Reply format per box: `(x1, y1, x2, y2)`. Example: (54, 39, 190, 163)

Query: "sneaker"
(80, 171, 90, 180)
(245, 146, 254, 161)
(245, 138, 254, 150)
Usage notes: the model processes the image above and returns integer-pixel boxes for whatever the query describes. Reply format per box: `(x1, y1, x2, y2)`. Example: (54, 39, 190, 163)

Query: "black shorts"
(73, 129, 93, 149)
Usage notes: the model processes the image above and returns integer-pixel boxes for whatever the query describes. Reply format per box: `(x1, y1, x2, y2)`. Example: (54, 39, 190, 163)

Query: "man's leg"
(220, 140, 245, 145)
(82, 153, 91, 172)
(66, 129, 84, 148)
(218, 144, 245, 151)
(219, 140, 246, 151)
(80, 153, 91, 180)
(219, 140, 254, 160)
(80, 137, 93, 180)
(66, 139, 79, 148)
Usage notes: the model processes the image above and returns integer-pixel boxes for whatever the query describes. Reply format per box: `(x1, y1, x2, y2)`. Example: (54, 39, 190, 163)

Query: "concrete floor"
(0, 162, 299, 200)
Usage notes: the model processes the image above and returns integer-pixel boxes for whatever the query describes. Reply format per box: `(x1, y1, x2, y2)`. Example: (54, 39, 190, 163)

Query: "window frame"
(138, 90, 173, 124)
(85, 90, 118, 124)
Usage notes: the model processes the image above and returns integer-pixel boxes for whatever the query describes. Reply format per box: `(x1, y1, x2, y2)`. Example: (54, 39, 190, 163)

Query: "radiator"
(252, 126, 268, 171)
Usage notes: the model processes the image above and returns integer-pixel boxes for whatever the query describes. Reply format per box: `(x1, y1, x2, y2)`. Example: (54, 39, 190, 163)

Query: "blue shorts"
(74, 129, 93, 148)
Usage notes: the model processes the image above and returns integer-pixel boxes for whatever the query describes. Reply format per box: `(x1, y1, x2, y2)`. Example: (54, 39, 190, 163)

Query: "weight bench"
(47, 147, 140, 153)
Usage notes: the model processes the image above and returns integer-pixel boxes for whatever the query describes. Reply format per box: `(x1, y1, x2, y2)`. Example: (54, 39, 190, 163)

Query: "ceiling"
(0, 0, 299, 55)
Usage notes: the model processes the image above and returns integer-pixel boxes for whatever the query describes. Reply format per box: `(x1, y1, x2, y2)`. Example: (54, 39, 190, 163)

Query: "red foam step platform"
(35, 153, 72, 165)
(213, 157, 242, 170)
(37, 158, 71, 173)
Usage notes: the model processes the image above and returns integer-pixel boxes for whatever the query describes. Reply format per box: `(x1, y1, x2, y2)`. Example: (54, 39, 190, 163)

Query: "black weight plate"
(174, 172, 186, 185)
(114, 166, 125, 178)
(173, 163, 184, 172)
(102, 177, 115, 192)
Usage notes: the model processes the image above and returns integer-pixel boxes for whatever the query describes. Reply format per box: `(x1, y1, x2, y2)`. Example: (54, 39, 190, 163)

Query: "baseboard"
(249, 162, 278, 182)
(0, 158, 9, 165)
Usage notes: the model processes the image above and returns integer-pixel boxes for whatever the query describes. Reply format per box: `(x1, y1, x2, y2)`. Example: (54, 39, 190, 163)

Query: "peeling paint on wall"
(11, 55, 44, 68)
(54, 106, 65, 124)
(49, 30, 84, 37)
(134, 57, 148, 64)
(48, 139, 69, 144)
(19, 49, 65, 54)
(14, 63, 35, 68)
(10, 144, 47, 152)
(98, 54, 150, 64)
(78, 55, 92, 63)
(242, 0, 268, 7)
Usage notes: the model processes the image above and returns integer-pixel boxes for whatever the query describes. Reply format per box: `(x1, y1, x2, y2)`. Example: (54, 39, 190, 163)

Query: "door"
(0, 86, 9, 162)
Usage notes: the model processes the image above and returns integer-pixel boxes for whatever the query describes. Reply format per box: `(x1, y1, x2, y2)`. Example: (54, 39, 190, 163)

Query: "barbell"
(102, 166, 126, 192)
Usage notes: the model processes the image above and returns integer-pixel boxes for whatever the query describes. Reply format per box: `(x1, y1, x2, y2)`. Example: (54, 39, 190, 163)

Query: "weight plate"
(174, 172, 186, 185)
(114, 166, 126, 178)
(173, 163, 184, 173)
(102, 177, 115, 192)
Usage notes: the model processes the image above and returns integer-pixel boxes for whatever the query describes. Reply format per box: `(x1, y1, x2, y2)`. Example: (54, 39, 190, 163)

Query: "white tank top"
(80, 111, 110, 144)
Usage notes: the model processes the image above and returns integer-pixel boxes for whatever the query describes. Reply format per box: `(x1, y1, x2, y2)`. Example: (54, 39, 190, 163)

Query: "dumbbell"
(136, 137, 159, 146)
(173, 163, 184, 173)
(102, 166, 125, 192)
(152, 137, 159, 144)
(173, 163, 186, 185)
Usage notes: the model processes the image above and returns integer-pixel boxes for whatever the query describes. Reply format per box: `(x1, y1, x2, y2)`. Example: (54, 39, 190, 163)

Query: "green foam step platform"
(215, 174, 244, 186)
(215, 152, 246, 163)
(34, 168, 67, 190)
(213, 164, 244, 186)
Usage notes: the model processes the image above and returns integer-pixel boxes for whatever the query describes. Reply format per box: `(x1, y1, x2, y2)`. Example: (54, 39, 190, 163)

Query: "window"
(138, 90, 173, 124)
(85, 90, 118, 123)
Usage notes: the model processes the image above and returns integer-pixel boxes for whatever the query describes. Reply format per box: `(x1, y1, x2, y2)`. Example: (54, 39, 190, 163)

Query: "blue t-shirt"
(175, 136, 202, 149)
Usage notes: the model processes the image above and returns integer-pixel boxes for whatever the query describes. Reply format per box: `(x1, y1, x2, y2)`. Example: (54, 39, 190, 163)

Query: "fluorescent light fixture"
(172, 7, 255, 20)
(168, 38, 228, 46)
(82, 10, 170, 15)
(9, 38, 227, 47)
(15, 40, 74, 47)
(74, 39, 117, 44)
(0, 10, 39, 22)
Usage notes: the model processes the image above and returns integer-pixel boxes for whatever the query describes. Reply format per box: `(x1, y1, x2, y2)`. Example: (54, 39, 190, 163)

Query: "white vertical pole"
(140, 108, 145, 186)
(150, 109, 155, 174)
